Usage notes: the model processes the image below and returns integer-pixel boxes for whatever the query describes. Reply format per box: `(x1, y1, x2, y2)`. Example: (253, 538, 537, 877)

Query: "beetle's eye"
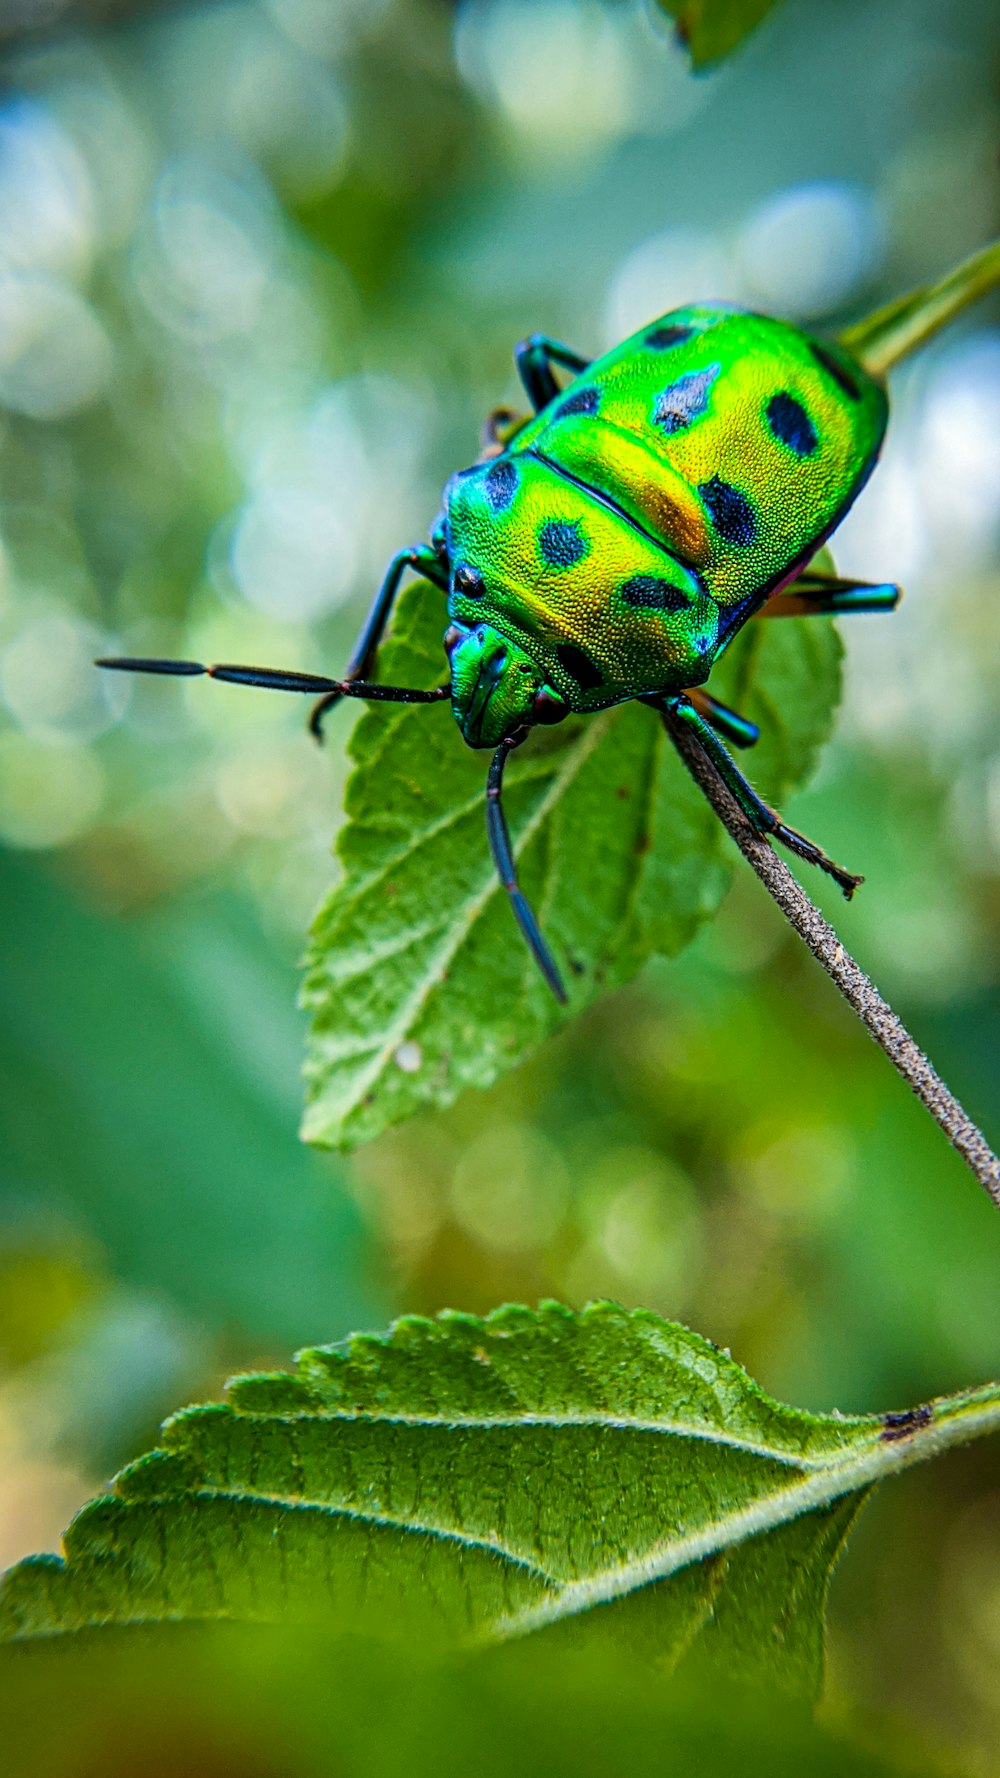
(531, 685, 569, 725)
(443, 624, 466, 656)
(453, 563, 485, 598)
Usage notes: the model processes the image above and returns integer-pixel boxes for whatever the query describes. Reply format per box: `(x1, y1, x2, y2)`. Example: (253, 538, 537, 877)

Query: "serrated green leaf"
(2, 1303, 997, 1702)
(302, 583, 841, 1150)
(653, 0, 784, 68)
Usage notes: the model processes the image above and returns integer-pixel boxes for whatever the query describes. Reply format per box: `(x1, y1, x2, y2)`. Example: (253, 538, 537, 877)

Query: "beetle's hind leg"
(514, 334, 591, 411)
(308, 541, 448, 741)
(687, 687, 760, 750)
(758, 573, 901, 619)
(657, 694, 863, 898)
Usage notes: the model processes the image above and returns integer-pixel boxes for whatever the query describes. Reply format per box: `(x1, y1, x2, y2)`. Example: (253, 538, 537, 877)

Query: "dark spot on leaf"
(453, 563, 486, 598)
(485, 457, 518, 512)
(615, 785, 630, 800)
(621, 574, 690, 614)
(653, 366, 718, 434)
(554, 641, 603, 689)
(699, 475, 757, 545)
(809, 341, 861, 401)
(646, 322, 694, 350)
(540, 520, 587, 568)
(766, 391, 818, 457)
(881, 1404, 933, 1442)
(555, 384, 600, 420)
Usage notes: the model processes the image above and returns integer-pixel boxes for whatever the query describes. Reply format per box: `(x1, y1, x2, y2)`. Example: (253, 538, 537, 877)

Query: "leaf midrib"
(215, 1408, 874, 1468)
(88, 1385, 1000, 1648)
(487, 1387, 1000, 1639)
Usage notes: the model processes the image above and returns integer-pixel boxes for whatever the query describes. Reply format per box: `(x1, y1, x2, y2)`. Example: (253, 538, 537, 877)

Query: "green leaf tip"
(654, 0, 785, 68)
(3, 1302, 998, 1700)
(301, 578, 841, 1150)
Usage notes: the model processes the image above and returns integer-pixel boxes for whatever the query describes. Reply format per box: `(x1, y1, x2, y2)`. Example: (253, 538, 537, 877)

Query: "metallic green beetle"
(101, 303, 900, 1001)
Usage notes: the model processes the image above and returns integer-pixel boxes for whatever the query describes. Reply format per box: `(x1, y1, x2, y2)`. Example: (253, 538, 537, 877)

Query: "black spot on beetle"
(645, 323, 694, 350)
(881, 1404, 933, 1442)
(453, 563, 485, 598)
(554, 642, 604, 690)
(653, 366, 718, 435)
(699, 476, 757, 546)
(555, 384, 600, 421)
(485, 457, 518, 512)
(766, 391, 818, 457)
(621, 574, 690, 614)
(809, 341, 861, 401)
(539, 519, 587, 568)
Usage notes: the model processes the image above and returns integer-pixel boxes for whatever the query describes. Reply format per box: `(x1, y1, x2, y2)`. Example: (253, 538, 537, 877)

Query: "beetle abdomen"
(514, 306, 887, 610)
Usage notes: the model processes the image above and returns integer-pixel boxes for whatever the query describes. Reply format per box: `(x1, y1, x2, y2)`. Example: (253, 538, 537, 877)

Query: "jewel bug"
(100, 303, 902, 1003)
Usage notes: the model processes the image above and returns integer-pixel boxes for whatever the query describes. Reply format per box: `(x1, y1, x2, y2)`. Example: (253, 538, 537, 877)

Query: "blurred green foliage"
(0, 0, 998, 1766)
(0, 1626, 954, 1778)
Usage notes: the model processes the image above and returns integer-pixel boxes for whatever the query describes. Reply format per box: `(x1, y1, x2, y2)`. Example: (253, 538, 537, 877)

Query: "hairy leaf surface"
(3, 1303, 997, 1700)
(302, 583, 841, 1149)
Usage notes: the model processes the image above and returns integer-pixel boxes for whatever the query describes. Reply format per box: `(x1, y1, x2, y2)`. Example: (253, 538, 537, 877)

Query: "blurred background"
(0, 0, 998, 1761)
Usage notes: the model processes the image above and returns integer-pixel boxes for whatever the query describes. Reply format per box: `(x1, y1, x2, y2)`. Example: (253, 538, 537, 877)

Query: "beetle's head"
(444, 621, 569, 749)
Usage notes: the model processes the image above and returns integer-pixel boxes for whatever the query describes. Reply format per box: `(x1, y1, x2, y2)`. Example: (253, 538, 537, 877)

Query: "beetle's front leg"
(309, 541, 448, 741)
(656, 694, 863, 898)
(514, 334, 591, 411)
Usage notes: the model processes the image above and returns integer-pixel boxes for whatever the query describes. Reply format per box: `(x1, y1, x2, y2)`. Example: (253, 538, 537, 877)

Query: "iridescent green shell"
(444, 304, 887, 715)
(444, 454, 718, 710)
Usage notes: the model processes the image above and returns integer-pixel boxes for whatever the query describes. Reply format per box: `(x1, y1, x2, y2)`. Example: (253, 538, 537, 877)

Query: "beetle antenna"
(96, 656, 449, 707)
(485, 732, 567, 1004)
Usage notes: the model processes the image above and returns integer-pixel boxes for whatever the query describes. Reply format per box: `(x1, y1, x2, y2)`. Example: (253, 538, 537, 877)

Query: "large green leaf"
(2, 1303, 996, 1702)
(302, 583, 841, 1149)
(653, 0, 785, 68)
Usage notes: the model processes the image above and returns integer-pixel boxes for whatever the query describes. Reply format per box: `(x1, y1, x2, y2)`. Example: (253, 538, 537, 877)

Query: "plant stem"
(663, 710, 1000, 1210)
(842, 239, 1000, 377)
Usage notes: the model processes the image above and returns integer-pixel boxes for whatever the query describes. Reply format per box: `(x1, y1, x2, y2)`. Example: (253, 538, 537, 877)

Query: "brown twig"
(663, 710, 1000, 1211)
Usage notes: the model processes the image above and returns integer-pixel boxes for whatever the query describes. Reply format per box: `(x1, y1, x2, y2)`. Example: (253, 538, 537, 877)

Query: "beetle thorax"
(442, 451, 721, 742)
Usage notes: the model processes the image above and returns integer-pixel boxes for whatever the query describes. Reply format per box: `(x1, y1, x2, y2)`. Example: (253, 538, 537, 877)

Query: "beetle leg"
(658, 694, 864, 898)
(758, 574, 901, 619)
(308, 542, 449, 741)
(514, 334, 591, 411)
(687, 687, 760, 749)
(480, 406, 522, 458)
(485, 730, 567, 1004)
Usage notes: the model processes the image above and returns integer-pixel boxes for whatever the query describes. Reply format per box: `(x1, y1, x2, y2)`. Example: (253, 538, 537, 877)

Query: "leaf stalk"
(664, 710, 1000, 1210)
(842, 239, 1000, 377)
